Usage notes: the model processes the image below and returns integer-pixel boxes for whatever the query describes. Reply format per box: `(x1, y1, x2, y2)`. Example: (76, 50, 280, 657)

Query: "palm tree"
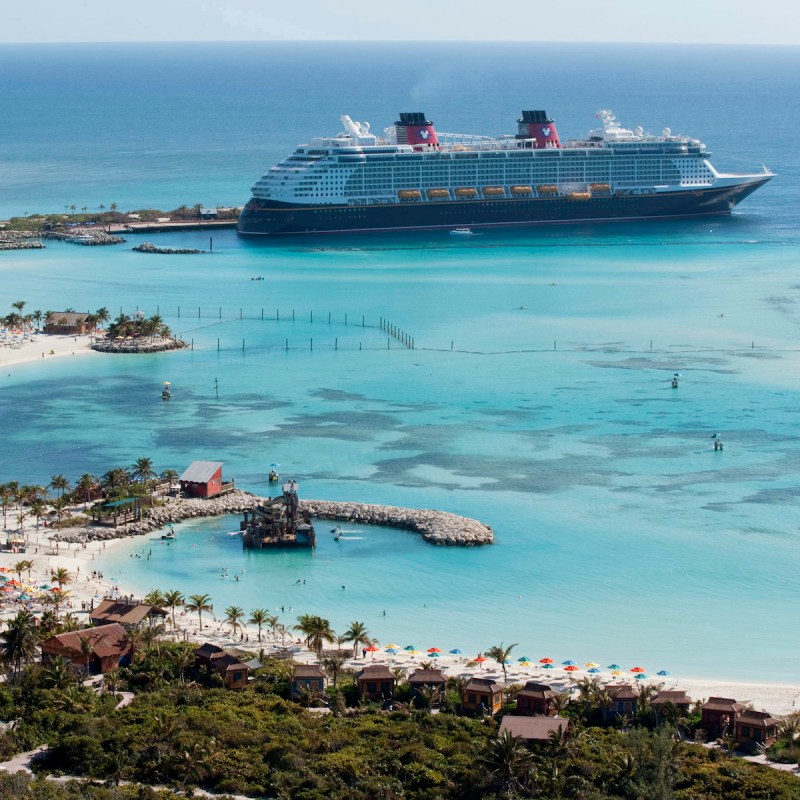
(0, 484, 13, 527)
(74, 473, 96, 508)
(186, 593, 213, 631)
(343, 620, 371, 658)
(485, 641, 518, 683)
(49, 474, 70, 500)
(163, 590, 185, 628)
(41, 655, 76, 689)
(224, 605, 245, 637)
(131, 457, 156, 486)
(1, 610, 39, 676)
(31, 310, 43, 331)
(321, 652, 347, 687)
(11, 300, 26, 315)
(101, 467, 131, 495)
(51, 566, 73, 591)
(12, 560, 32, 583)
(96, 307, 110, 330)
(144, 589, 166, 608)
(294, 614, 335, 657)
(481, 729, 535, 797)
(248, 608, 269, 643)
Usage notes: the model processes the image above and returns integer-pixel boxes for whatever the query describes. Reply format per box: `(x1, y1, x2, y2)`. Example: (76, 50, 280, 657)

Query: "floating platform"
(240, 480, 315, 549)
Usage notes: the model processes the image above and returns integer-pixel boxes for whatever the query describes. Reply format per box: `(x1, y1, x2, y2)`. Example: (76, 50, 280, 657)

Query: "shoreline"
(0, 332, 98, 369)
(6, 504, 794, 715)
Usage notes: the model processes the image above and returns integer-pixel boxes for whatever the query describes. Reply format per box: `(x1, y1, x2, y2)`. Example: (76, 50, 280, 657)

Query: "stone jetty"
(91, 337, 188, 354)
(52, 490, 493, 547)
(132, 242, 205, 254)
(0, 229, 124, 247)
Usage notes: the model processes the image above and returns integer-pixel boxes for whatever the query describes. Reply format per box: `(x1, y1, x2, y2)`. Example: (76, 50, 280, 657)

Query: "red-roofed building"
(41, 623, 133, 674)
(179, 461, 230, 498)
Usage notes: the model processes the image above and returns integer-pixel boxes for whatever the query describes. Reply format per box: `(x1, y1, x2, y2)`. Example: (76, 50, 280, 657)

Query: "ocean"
(2, 42, 800, 682)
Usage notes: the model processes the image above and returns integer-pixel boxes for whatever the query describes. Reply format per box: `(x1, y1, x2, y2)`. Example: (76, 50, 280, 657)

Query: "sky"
(1, 0, 799, 45)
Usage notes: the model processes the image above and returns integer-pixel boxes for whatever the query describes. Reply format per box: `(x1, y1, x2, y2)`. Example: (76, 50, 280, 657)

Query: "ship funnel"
(394, 112, 439, 149)
(516, 110, 561, 149)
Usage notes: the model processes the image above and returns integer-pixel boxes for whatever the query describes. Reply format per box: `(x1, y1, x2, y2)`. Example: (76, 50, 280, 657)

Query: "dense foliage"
(0, 640, 797, 799)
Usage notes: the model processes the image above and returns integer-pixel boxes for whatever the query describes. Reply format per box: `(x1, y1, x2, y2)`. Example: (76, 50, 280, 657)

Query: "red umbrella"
(564, 665, 580, 672)
(427, 647, 442, 653)
(539, 657, 554, 664)
(630, 666, 646, 673)
(474, 655, 487, 663)
(365, 645, 380, 652)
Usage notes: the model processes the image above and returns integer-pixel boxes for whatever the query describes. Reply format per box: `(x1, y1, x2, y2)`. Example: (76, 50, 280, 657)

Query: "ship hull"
(237, 179, 770, 237)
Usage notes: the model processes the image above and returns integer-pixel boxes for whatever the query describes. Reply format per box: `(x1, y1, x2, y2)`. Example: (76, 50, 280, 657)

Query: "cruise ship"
(236, 109, 773, 236)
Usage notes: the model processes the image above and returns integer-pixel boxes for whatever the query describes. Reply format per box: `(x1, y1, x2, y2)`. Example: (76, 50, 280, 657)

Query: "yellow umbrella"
(385, 643, 400, 649)
(584, 662, 600, 668)
(611, 669, 623, 675)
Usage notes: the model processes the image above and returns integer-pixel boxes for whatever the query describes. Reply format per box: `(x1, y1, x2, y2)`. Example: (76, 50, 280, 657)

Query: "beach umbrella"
(404, 645, 416, 651)
(630, 666, 645, 673)
(611, 669, 623, 675)
(584, 662, 599, 668)
(607, 664, 620, 670)
(540, 657, 553, 664)
(406, 649, 419, 655)
(429, 652, 441, 658)
(519, 660, 531, 666)
(365, 645, 380, 652)
(386, 643, 400, 649)
(518, 656, 532, 662)
(564, 665, 579, 672)
(449, 648, 462, 654)
(635, 673, 649, 680)
(657, 670, 671, 676)
(386, 648, 398, 654)
(562, 660, 575, 666)
(427, 647, 441, 653)
(588, 668, 601, 673)
(474, 655, 486, 663)
(542, 663, 555, 669)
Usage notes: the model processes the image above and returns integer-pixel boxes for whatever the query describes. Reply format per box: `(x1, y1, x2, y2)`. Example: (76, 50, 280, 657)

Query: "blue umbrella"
(588, 667, 601, 673)
(607, 664, 621, 670)
(429, 652, 441, 658)
(542, 663, 555, 669)
(386, 648, 398, 654)
(635, 673, 649, 680)
(449, 649, 462, 654)
(518, 656, 532, 662)
(657, 670, 671, 676)
(562, 660, 575, 666)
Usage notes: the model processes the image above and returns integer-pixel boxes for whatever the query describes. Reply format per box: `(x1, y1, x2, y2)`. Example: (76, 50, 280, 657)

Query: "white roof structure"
(179, 461, 223, 483)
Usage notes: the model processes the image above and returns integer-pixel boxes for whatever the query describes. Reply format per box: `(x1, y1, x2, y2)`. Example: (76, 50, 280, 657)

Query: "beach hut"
(290, 664, 327, 699)
(179, 461, 227, 498)
(701, 697, 744, 739)
(462, 677, 503, 716)
(43, 312, 91, 335)
(650, 689, 693, 723)
(355, 664, 396, 701)
(602, 684, 638, 723)
(408, 668, 447, 705)
(515, 681, 557, 717)
(89, 598, 167, 630)
(734, 709, 781, 751)
(194, 643, 249, 690)
(41, 623, 132, 675)
(499, 716, 570, 743)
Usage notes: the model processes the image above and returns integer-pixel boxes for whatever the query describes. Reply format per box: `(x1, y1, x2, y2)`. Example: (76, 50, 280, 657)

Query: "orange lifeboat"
(537, 184, 558, 195)
(426, 188, 450, 199)
(397, 189, 422, 200)
(510, 185, 533, 195)
(455, 187, 478, 198)
(482, 186, 505, 197)
(567, 191, 591, 200)
(589, 183, 612, 194)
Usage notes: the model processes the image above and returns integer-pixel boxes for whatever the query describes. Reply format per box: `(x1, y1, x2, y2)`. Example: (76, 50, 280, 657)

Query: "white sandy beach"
(2, 507, 799, 717)
(0, 332, 97, 368)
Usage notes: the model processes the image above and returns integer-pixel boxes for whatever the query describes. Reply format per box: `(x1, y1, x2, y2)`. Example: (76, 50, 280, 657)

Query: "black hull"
(237, 180, 770, 237)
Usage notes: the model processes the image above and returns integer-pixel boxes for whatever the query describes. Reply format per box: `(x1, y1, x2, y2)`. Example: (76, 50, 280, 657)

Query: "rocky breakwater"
(91, 336, 188, 354)
(133, 242, 205, 254)
(300, 499, 493, 546)
(53, 491, 493, 547)
(0, 231, 46, 250)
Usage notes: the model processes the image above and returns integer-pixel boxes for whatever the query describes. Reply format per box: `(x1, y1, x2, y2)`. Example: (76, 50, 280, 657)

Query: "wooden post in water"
(217, 339, 220, 351)
(240, 308, 243, 320)
(261, 308, 264, 320)
(292, 309, 295, 321)
(277, 309, 280, 321)
(219, 307, 222, 319)
(362, 315, 365, 327)
(242, 339, 245, 352)
(328, 312, 331, 324)
(335, 337, 338, 351)
(285, 338, 288, 352)
(191, 338, 194, 350)
(345, 314, 347, 326)
(198, 307, 201, 319)
(310, 338, 313, 351)
(209, 236, 213, 252)
(310, 311, 313, 323)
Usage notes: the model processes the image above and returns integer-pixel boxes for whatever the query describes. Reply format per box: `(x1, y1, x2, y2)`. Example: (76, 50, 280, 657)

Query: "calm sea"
(1, 42, 800, 681)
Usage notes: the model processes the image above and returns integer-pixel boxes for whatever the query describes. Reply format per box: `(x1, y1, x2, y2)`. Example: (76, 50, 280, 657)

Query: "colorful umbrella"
(404, 645, 416, 651)
(365, 645, 380, 652)
(519, 660, 531, 666)
(584, 662, 599, 668)
(386, 648, 398, 654)
(518, 656, 532, 662)
(562, 660, 575, 666)
(564, 665, 580, 672)
(474, 656, 486, 663)
(588, 668, 601, 673)
(611, 669, 623, 675)
(449, 648, 462, 654)
(386, 644, 400, 649)
(657, 670, 671, 676)
(542, 663, 555, 669)
(427, 647, 441, 653)
(607, 664, 620, 670)
(635, 673, 649, 680)
(540, 657, 554, 664)
(630, 666, 646, 673)
(429, 652, 441, 658)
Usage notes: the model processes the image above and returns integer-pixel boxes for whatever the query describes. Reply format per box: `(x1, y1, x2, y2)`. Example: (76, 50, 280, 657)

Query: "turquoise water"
(2, 43, 800, 681)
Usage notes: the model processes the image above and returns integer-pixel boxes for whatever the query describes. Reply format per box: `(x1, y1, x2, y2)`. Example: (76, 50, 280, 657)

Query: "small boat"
(268, 469, 279, 483)
(161, 530, 175, 541)
(161, 381, 171, 400)
(449, 227, 474, 236)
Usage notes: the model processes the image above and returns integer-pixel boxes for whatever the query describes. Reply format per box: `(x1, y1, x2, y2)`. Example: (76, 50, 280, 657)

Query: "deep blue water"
(2, 43, 800, 681)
